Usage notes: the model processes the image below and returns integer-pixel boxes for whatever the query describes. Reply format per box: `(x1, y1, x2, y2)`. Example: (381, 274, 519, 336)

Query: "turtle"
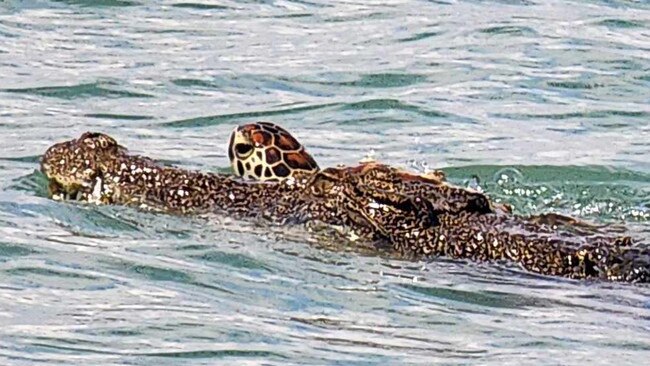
(228, 122, 319, 181)
(226, 122, 505, 217)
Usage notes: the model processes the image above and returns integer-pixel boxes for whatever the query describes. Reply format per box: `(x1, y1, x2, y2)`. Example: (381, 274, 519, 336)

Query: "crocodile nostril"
(81, 132, 104, 139)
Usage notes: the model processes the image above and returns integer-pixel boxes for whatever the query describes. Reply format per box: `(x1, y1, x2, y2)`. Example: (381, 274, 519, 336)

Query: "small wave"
(2, 82, 153, 100)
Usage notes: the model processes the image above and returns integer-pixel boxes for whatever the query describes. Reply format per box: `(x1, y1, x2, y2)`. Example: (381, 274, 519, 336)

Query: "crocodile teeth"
(89, 176, 103, 203)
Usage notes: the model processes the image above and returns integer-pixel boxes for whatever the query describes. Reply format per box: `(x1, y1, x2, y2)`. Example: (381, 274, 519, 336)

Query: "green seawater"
(0, 0, 649, 365)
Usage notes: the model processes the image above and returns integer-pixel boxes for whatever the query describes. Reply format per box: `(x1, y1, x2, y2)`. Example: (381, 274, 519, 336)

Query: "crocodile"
(40, 128, 650, 283)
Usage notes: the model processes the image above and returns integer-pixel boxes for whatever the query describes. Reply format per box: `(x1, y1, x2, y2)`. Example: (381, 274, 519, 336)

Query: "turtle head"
(41, 132, 125, 201)
(228, 122, 319, 181)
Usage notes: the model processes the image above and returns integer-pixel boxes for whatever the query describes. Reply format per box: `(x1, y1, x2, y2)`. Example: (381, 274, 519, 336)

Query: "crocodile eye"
(234, 143, 253, 158)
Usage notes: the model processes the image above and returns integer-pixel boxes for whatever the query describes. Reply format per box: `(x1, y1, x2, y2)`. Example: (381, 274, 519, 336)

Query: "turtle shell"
(228, 122, 319, 181)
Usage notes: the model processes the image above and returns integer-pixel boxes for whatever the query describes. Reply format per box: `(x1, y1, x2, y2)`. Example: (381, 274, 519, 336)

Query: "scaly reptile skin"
(40, 132, 650, 282)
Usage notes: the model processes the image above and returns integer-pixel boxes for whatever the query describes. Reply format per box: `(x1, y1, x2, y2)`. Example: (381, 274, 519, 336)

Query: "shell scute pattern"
(265, 147, 282, 165)
(228, 122, 319, 181)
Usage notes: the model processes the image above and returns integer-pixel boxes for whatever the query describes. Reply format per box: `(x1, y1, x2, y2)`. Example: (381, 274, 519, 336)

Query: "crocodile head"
(40, 132, 126, 203)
